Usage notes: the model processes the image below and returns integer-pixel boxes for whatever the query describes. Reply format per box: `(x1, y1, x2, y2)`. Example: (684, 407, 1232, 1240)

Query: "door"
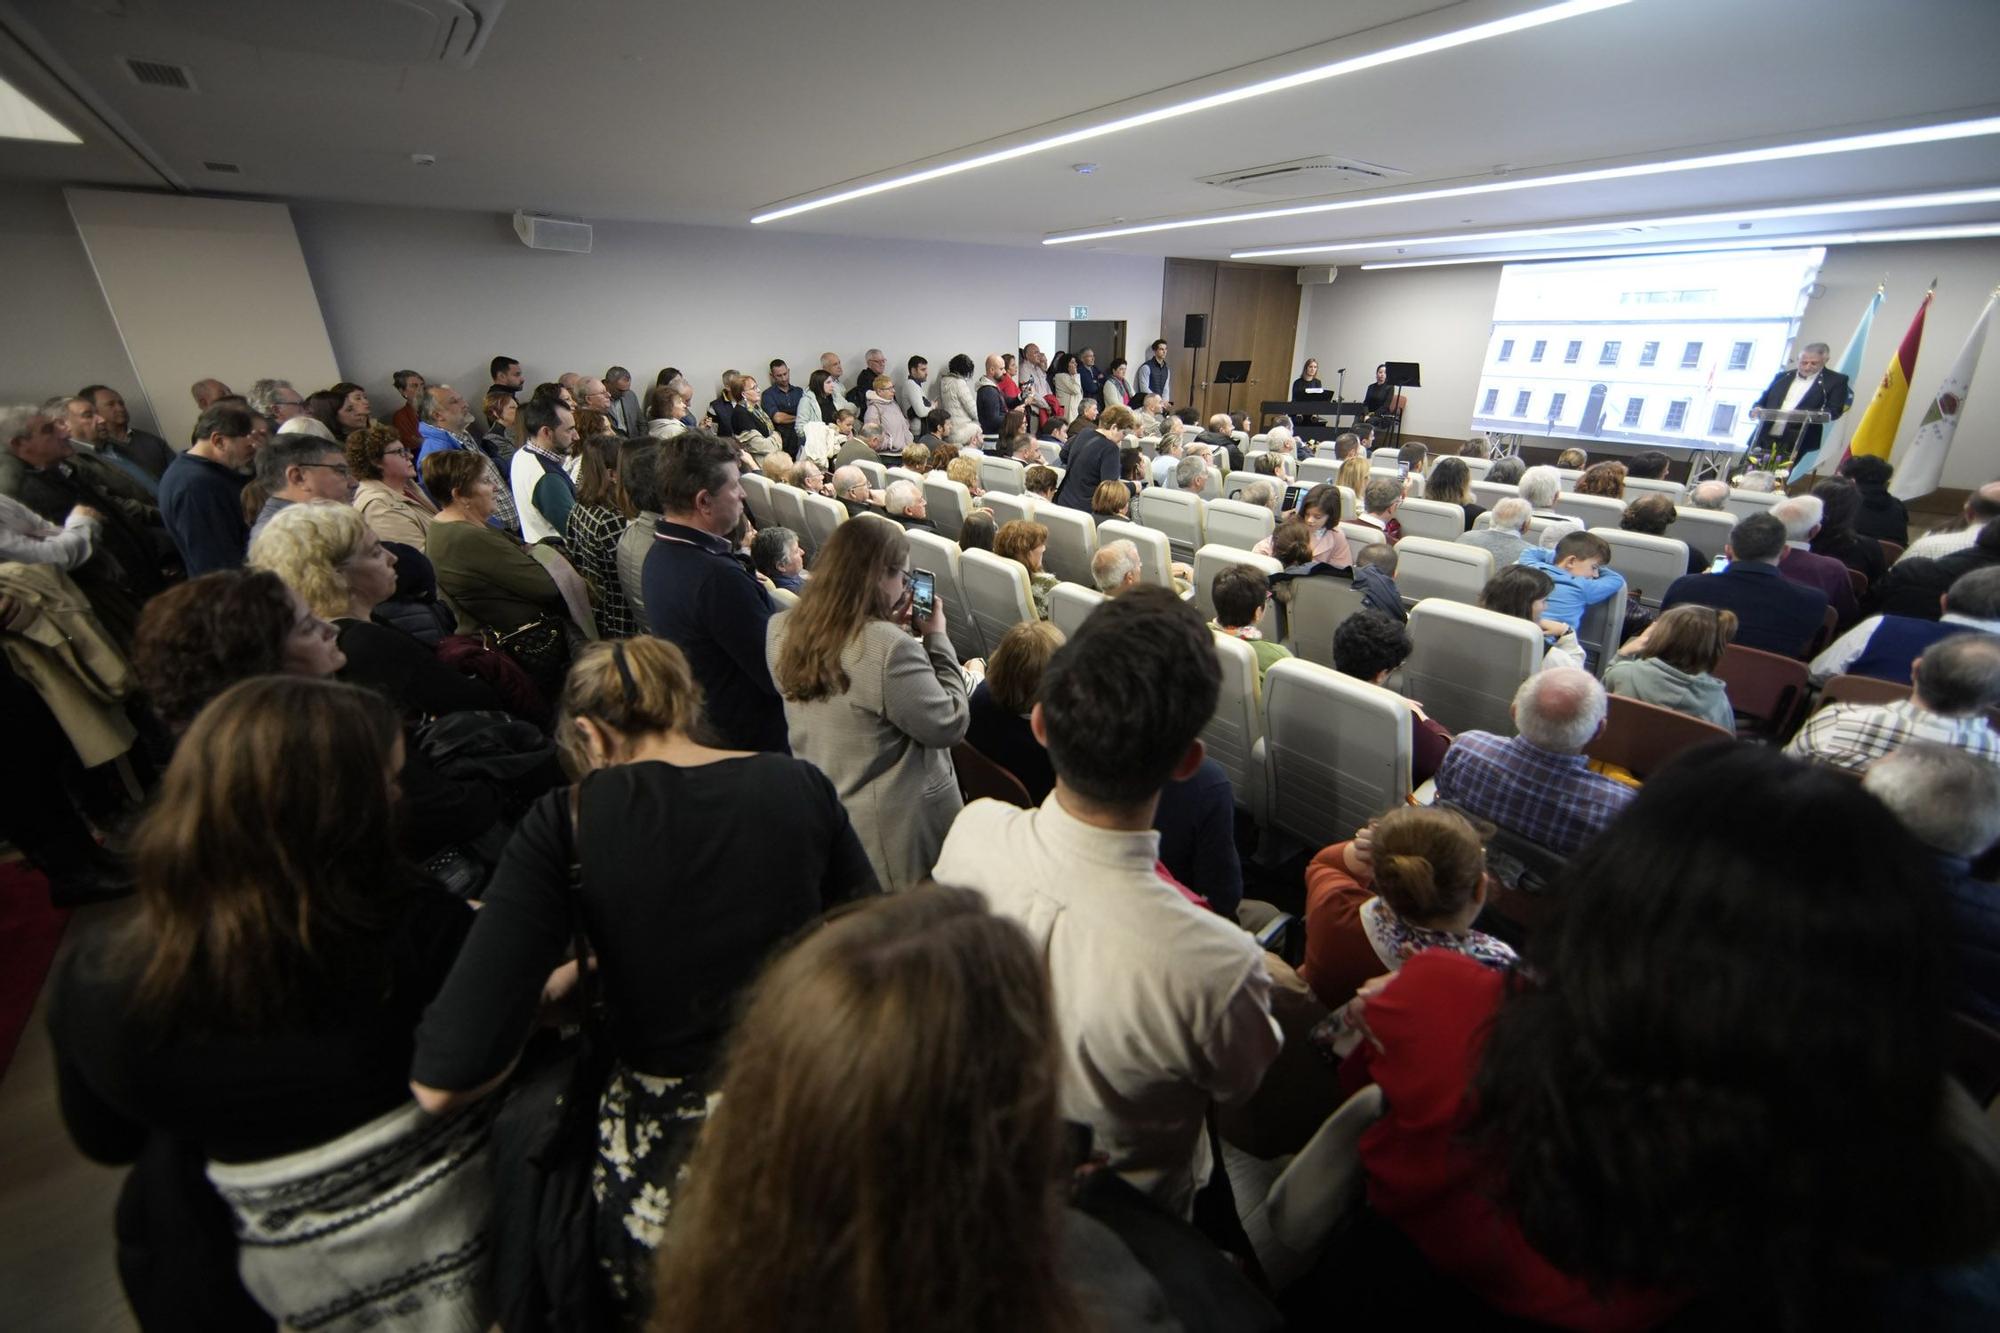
(1580, 383, 1608, 436)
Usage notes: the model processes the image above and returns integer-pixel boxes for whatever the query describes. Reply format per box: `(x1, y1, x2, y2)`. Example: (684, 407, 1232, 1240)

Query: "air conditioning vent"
(124, 57, 196, 90)
(202, 160, 241, 174)
(513, 211, 592, 254)
(1198, 155, 1409, 198)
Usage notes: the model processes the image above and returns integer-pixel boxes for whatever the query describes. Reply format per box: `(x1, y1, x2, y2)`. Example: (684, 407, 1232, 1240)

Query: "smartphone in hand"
(909, 568, 936, 627)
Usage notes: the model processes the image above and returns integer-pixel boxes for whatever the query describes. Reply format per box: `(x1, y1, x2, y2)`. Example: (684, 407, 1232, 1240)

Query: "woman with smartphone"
(768, 517, 972, 890)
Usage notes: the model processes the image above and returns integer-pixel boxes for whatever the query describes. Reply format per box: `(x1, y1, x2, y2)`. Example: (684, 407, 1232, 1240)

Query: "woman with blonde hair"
(566, 435, 639, 638)
(901, 441, 932, 475)
(1555, 447, 1589, 470)
(994, 518, 1058, 620)
(413, 637, 874, 1322)
(346, 421, 436, 549)
(863, 374, 912, 454)
(946, 453, 984, 496)
(1336, 453, 1371, 503)
(1605, 603, 1738, 730)
(652, 890, 1090, 1333)
(1090, 479, 1130, 525)
(1300, 804, 1515, 1010)
(768, 516, 970, 890)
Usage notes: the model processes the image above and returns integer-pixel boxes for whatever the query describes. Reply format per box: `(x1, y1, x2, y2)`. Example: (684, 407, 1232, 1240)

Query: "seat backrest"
(1622, 476, 1685, 503)
(1553, 492, 1627, 529)
(1723, 487, 1783, 521)
(1471, 479, 1519, 512)
(1370, 447, 1401, 464)
(1284, 572, 1366, 667)
(1371, 465, 1422, 498)
(1046, 582, 1106, 640)
(1205, 497, 1277, 551)
(959, 548, 1037, 650)
(1263, 658, 1413, 847)
(1037, 503, 1100, 587)
(905, 528, 983, 661)
(1665, 505, 1736, 559)
(1460, 456, 1493, 480)
(1336, 484, 1357, 521)
(984, 492, 1033, 528)
(1394, 536, 1493, 605)
(885, 466, 923, 489)
(1097, 518, 1173, 590)
(1297, 457, 1342, 486)
(1201, 630, 1269, 822)
(951, 742, 1034, 808)
(1339, 520, 1385, 554)
(1584, 693, 1734, 780)
(1219, 471, 1263, 502)
(1403, 599, 1543, 736)
(1818, 672, 1911, 711)
(1193, 544, 1282, 622)
(800, 491, 847, 555)
(1035, 442, 1061, 466)
(770, 483, 811, 556)
(1395, 496, 1466, 542)
(1575, 581, 1628, 676)
(1714, 640, 1809, 738)
(979, 455, 1026, 494)
(852, 458, 886, 489)
(1137, 488, 1208, 561)
(922, 475, 971, 540)
(1256, 1083, 1386, 1290)
(740, 472, 776, 527)
(1525, 513, 1575, 546)
(1592, 527, 1688, 608)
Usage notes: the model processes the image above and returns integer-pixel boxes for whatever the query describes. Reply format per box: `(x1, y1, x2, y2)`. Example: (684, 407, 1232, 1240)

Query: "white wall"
(289, 203, 1164, 412)
(1297, 236, 2000, 493)
(0, 184, 152, 431)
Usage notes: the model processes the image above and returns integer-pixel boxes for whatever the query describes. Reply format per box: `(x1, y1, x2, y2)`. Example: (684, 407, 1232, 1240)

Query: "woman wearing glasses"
(346, 422, 437, 551)
(768, 515, 972, 891)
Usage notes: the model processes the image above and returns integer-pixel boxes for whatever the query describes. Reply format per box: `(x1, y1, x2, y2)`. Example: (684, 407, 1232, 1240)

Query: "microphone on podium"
(1335, 368, 1346, 374)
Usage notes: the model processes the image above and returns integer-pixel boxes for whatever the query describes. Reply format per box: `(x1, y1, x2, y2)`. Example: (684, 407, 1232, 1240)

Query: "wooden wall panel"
(1158, 259, 1299, 424)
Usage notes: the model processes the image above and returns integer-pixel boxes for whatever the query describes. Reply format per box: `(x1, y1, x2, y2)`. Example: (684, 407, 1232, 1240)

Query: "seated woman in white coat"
(768, 514, 972, 890)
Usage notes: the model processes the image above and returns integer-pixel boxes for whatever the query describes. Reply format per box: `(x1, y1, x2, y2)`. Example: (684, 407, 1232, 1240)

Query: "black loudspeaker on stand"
(1184, 313, 1207, 349)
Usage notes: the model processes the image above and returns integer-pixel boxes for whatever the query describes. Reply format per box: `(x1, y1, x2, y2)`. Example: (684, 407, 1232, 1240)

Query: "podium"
(1741, 406, 1833, 479)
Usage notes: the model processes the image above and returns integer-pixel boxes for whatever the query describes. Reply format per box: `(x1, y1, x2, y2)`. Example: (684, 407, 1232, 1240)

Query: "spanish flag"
(1845, 286, 1933, 463)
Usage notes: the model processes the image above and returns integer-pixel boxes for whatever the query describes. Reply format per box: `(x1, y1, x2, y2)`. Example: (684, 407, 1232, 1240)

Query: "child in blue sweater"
(1518, 530, 1626, 633)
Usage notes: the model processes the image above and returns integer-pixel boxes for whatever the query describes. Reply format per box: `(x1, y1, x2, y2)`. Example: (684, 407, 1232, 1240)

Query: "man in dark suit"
(1662, 512, 1829, 658)
(1193, 411, 1243, 470)
(1053, 404, 1135, 511)
(1749, 342, 1851, 467)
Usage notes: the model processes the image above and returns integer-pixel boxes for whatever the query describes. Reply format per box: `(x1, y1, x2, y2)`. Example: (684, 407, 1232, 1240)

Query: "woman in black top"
(1290, 356, 1326, 426)
(1362, 362, 1399, 422)
(1810, 476, 1888, 588)
(52, 677, 486, 1329)
(412, 636, 876, 1322)
(1839, 454, 1911, 548)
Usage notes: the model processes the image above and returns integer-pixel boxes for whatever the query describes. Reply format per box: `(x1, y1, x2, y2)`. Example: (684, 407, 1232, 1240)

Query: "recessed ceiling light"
(1227, 187, 2000, 258)
(1354, 221, 2000, 269)
(1045, 114, 2000, 245)
(0, 73, 81, 144)
(751, 0, 1632, 224)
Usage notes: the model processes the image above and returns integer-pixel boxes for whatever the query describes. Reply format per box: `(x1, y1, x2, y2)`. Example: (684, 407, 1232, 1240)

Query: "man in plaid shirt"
(1788, 634, 2000, 773)
(1434, 668, 1635, 857)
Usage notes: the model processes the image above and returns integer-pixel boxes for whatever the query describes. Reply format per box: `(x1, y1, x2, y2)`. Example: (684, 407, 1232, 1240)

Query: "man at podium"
(1749, 342, 1852, 467)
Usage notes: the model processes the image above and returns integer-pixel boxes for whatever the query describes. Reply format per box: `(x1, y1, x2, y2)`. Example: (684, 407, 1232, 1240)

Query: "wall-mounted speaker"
(1183, 313, 1207, 349)
(513, 210, 592, 253)
(1296, 266, 1338, 285)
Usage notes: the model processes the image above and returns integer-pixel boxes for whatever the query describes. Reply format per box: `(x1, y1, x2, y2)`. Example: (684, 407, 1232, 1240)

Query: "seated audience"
(1604, 603, 1737, 730)
(1902, 482, 2000, 563)
(646, 384, 690, 441)
(1424, 456, 1483, 529)
(1517, 464, 1563, 518)
(1771, 494, 1859, 628)
(1148, 434, 1183, 488)
(247, 431, 352, 544)
(995, 518, 1058, 620)
(1353, 541, 1405, 621)
(1091, 538, 1142, 595)
(158, 402, 258, 575)
(1735, 468, 1778, 493)
(1627, 449, 1672, 480)
(1484, 455, 1527, 485)
(615, 441, 664, 626)
(1518, 530, 1627, 639)
(959, 507, 998, 552)
(419, 384, 521, 535)
(563, 435, 639, 638)
(933, 586, 1281, 1218)
(831, 464, 875, 516)
(1338, 744, 1999, 1329)
(1256, 482, 1352, 569)
(82, 383, 175, 483)
(915, 405, 951, 447)
(1300, 806, 1515, 1011)
(481, 386, 519, 460)
(1662, 512, 1828, 657)
(412, 637, 874, 1321)
(53, 678, 490, 1333)
(1787, 634, 2000, 772)
(1870, 517, 2000, 618)
(1208, 564, 1291, 689)
(1024, 464, 1059, 502)
(1336, 453, 1372, 500)
(901, 441, 932, 475)
(1808, 476, 1887, 586)
(1839, 454, 1910, 547)
(1687, 478, 1731, 510)
(423, 449, 573, 652)
(1554, 447, 1588, 470)
(1574, 461, 1626, 499)
(1333, 609, 1453, 784)
(347, 421, 436, 550)
(508, 397, 579, 544)
(882, 478, 934, 531)
(1090, 479, 1130, 525)
(132, 568, 344, 733)
(1460, 495, 1534, 568)
(1862, 741, 2000, 1027)
(1811, 566, 2000, 686)
(1354, 477, 1404, 544)
(1479, 564, 1585, 669)
(1176, 453, 1211, 497)
(1433, 668, 1634, 856)
(751, 525, 806, 594)
(768, 517, 969, 890)
(1620, 492, 1706, 572)
(967, 619, 1064, 803)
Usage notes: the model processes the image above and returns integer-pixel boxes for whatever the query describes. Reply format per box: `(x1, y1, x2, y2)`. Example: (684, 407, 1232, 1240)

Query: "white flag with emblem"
(1891, 289, 1995, 500)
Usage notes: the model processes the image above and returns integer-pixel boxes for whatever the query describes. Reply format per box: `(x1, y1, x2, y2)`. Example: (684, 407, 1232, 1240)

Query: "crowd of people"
(4, 346, 1998, 1332)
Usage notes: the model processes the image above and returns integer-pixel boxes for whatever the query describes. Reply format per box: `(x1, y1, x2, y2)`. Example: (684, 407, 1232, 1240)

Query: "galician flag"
(1890, 288, 1997, 500)
(1844, 286, 1934, 465)
(1789, 285, 1881, 481)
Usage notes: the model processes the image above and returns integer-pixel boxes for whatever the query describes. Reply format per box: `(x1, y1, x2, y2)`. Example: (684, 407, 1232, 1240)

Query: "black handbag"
(488, 785, 613, 1332)
(488, 616, 571, 696)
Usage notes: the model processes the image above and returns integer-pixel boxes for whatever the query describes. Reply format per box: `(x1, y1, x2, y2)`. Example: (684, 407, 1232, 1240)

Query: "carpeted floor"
(0, 863, 69, 1087)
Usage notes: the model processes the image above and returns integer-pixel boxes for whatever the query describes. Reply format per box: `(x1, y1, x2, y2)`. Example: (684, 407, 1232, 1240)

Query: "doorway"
(1017, 320, 1128, 368)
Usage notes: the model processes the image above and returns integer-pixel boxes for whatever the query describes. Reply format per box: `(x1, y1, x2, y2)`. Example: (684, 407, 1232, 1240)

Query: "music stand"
(1213, 360, 1251, 423)
(1380, 361, 1420, 448)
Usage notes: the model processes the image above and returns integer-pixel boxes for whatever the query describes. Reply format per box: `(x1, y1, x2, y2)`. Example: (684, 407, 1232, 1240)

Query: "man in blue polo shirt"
(761, 359, 804, 458)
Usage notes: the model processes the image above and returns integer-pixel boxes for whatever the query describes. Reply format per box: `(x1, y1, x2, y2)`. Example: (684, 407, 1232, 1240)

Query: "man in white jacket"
(896, 354, 933, 424)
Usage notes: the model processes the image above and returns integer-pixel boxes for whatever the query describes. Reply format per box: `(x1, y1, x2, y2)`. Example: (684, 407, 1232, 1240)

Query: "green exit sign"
(1069, 305, 1089, 319)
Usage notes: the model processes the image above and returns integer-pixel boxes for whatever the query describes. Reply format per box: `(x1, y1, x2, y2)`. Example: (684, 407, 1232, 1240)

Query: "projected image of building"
(1469, 249, 1827, 451)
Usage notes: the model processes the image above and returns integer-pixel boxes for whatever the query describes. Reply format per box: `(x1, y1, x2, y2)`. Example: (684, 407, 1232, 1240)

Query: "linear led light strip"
(750, 0, 1631, 224)
(1353, 222, 2000, 269)
(1043, 115, 2000, 245)
(1230, 186, 2000, 258)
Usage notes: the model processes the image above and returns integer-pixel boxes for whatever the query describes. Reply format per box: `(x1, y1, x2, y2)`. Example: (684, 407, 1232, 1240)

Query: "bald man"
(190, 378, 233, 410)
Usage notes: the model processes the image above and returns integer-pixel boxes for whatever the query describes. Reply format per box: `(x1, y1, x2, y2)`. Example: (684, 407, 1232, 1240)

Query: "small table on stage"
(1260, 399, 1365, 442)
